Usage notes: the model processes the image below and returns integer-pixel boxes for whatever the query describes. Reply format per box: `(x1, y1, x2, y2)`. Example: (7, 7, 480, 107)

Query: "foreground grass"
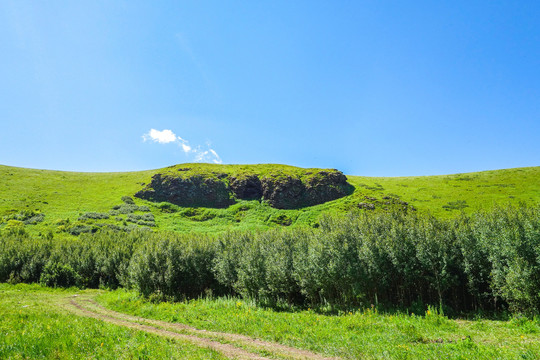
(98, 289, 540, 360)
(0, 284, 226, 359)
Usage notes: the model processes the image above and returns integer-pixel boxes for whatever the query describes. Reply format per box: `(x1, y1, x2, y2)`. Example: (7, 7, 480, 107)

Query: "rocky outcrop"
(229, 175, 263, 200)
(135, 167, 351, 209)
(135, 173, 233, 208)
(261, 171, 350, 209)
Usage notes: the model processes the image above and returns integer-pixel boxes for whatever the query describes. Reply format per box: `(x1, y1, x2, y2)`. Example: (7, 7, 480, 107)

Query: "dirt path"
(64, 295, 339, 360)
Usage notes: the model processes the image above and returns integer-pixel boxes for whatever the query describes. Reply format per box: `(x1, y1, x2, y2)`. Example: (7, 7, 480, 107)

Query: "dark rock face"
(135, 169, 351, 209)
(229, 175, 263, 200)
(261, 176, 305, 209)
(135, 174, 233, 208)
(261, 171, 350, 209)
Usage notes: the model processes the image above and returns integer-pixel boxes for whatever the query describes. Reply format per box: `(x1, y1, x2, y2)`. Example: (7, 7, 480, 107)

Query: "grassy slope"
(347, 166, 540, 218)
(1, 164, 539, 236)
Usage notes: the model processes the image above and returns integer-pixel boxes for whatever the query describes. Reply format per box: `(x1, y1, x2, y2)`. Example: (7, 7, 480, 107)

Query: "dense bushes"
(1, 205, 540, 314)
(129, 234, 220, 300)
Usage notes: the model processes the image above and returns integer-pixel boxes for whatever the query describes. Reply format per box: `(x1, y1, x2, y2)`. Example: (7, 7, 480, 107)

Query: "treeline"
(1, 205, 539, 314)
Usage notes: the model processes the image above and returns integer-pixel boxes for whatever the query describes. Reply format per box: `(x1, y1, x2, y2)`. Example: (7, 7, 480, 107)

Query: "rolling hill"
(1, 163, 538, 237)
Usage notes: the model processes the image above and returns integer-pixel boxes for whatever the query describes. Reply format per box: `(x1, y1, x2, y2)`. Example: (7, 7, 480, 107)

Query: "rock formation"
(135, 167, 351, 209)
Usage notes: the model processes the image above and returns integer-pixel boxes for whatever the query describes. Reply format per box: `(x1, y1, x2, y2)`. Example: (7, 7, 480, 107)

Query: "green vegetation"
(1, 164, 539, 236)
(2, 206, 540, 314)
(96, 289, 540, 359)
(347, 166, 540, 218)
(2, 283, 539, 359)
(0, 284, 226, 359)
(2, 163, 540, 358)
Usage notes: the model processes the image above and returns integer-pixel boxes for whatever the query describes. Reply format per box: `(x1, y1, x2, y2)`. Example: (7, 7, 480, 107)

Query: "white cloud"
(142, 129, 222, 164)
(180, 142, 192, 153)
(209, 149, 222, 164)
(142, 129, 177, 144)
(192, 147, 222, 164)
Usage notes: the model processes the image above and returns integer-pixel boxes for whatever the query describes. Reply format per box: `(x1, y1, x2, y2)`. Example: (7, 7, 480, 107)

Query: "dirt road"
(64, 295, 339, 360)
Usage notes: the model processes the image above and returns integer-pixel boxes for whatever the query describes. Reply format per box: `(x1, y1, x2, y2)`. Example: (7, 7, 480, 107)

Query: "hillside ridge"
(1, 163, 539, 236)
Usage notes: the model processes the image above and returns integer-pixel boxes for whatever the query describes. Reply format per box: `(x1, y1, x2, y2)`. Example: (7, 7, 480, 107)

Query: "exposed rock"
(261, 170, 350, 209)
(135, 173, 233, 208)
(229, 175, 263, 200)
(135, 167, 351, 209)
(261, 175, 305, 209)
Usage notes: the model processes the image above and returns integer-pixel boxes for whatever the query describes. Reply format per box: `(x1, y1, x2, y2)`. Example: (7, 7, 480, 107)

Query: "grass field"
(1, 164, 539, 236)
(2, 283, 539, 359)
(1, 164, 540, 359)
(0, 283, 226, 359)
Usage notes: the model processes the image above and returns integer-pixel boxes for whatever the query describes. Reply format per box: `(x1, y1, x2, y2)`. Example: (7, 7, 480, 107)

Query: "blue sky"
(1, 1, 539, 176)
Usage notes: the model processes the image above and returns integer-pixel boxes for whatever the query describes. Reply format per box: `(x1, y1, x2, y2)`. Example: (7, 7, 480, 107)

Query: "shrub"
(128, 233, 220, 300)
(117, 204, 140, 214)
(3, 210, 45, 225)
(122, 196, 135, 204)
(78, 212, 110, 221)
(126, 213, 155, 227)
(1, 204, 539, 314)
(67, 224, 97, 235)
(40, 262, 80, 288)
(269, 214, 293, 226)
(157, 202, 180, 213)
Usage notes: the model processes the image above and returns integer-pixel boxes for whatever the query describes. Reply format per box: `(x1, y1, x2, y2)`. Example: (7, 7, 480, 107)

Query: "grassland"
(1, 164, 539, 359)
(0, 283, 226, 359)
(2, 283, 539, 359)
(97, 289, 540, 359)
(1, 164, 539, 236)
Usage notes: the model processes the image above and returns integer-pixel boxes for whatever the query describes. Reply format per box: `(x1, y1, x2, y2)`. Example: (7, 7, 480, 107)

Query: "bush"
(3, 210, 45, 225)
(138, 205, 151, 212)
(157, 202, 180, 213)
(1, 204, 539, 314)
(40, 262, 80, 287)
(126, 213, 156, 227)
(78, 212, 110, 221)
(117, 204, 140, 214)
(68, 224, 97, 235)
(122, 196, 135, 204)
(128, 233, 220, 300)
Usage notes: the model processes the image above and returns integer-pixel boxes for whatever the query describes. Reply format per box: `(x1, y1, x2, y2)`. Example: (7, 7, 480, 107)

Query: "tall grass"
(1, 205, 539, 314)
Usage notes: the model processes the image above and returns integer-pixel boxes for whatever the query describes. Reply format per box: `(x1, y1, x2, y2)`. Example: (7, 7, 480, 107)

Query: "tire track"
(66, 296, 339, 360)
(67, 298, 270, 360)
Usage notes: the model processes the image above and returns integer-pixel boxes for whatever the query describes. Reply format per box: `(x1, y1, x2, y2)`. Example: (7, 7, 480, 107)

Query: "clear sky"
(1, 1, 539, 176)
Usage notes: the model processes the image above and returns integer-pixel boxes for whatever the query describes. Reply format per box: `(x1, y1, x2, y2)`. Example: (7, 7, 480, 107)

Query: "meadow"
(2, 283, 539, 359)
(1, 164, 539, 236)
(1, 163, 540, 358)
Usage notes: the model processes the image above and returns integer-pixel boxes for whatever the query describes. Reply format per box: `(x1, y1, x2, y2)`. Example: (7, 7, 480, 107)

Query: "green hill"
(1, 164, 538, 237)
